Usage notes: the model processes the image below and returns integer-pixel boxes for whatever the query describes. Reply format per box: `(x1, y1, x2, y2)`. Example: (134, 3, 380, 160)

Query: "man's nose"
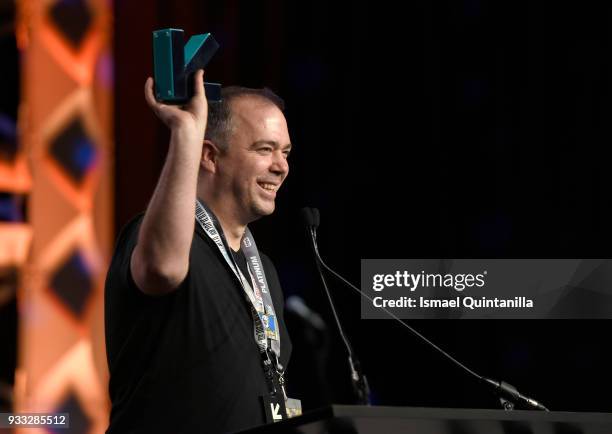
(270, 151, 289, 176)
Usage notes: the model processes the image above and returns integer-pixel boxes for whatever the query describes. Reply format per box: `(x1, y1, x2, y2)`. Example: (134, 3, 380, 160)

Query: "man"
(105, 70, 294, 433)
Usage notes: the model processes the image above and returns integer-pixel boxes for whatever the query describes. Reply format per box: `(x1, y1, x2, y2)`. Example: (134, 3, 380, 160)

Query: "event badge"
(261, 395, 302, 422)
(259, 313, 279, 341)
(261, 394, 287, 423)
(284, 398, 302, 418)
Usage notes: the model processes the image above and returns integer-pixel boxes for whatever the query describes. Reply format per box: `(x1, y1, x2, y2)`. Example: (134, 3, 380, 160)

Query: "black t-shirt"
(230, 248, 251, 287)
(104, 214, 292, 434)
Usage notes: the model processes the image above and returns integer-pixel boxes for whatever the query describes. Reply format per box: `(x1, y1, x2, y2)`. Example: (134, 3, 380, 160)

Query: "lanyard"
(194, 200, 281, 362)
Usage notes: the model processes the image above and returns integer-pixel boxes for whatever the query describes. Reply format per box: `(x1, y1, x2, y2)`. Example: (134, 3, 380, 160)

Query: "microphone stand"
(302, 208, 549, 412)
(306, 217, 371, 405)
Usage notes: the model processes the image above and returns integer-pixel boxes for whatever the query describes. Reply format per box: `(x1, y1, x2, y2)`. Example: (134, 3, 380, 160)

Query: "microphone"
(299, 207, 316, 227)
(300, 207, 549, 412)
(286, 295, 327, 332)
(301, 207, 371, 405)
(312, 208, 320, 227)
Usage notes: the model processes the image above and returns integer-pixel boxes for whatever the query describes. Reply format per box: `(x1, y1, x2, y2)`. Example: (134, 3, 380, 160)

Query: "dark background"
(2, 0, 611, 416)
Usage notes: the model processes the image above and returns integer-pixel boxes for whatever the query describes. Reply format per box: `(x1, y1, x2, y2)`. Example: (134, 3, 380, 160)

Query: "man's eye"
(258, 147, 273, 153)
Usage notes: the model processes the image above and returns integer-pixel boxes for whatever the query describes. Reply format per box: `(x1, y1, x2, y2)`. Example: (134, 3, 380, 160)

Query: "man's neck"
(218, 218, 245, 252)
(201, 197, 246, 252)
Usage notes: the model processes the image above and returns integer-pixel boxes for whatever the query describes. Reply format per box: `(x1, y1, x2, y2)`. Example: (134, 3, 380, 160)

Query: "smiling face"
(216, 96, 292, 223)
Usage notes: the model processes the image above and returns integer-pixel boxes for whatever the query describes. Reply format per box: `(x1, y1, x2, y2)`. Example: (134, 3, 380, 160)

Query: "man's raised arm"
(130, 69, 208, 295)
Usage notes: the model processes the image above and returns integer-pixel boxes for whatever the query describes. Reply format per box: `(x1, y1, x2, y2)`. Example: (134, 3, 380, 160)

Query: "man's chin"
(251, 202, 275, 218)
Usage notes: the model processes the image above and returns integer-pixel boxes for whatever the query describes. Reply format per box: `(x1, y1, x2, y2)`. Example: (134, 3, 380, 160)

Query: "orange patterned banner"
(15, 0, 113, 432)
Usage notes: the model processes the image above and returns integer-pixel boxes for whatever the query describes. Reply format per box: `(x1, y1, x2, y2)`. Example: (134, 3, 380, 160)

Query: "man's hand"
(144, 69, 208, 143)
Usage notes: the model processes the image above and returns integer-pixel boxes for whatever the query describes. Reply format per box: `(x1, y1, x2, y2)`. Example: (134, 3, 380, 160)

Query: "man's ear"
(201, 140, 220, 173)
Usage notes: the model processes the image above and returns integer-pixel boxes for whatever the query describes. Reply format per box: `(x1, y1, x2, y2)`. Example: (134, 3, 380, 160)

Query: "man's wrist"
(169, 125, 205, 149)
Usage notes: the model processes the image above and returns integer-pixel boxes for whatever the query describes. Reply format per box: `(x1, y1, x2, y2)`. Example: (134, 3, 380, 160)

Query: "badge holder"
(261, 349, 302, 422)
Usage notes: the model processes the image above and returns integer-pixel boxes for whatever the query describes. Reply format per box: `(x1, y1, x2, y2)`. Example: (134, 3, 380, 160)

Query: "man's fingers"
(144, 77, 158, 108)
(145, 74, 204, 126)
(144, 77, 172, 116)
(192, 69, 205, 98)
